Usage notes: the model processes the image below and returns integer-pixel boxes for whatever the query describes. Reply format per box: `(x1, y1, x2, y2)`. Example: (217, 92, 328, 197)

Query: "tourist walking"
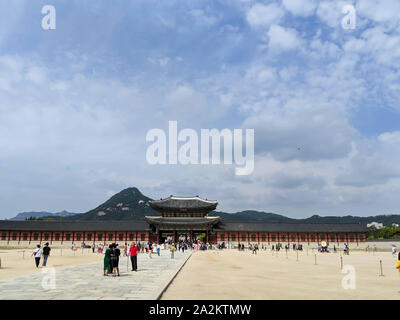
(32, 245, 42, 268)
(253, 244, 258, 254)
(103, 244, 112, 276)
(129, 242, 139, 271)
(92, 243, 95, 253)
(344, 243, 350, 255)
(148, 243, 153, 259)
(396, 252, 400, 276)
(170, 243, 176, 259)
(42, 242, 51, 267)
(157, 244, 160, 256)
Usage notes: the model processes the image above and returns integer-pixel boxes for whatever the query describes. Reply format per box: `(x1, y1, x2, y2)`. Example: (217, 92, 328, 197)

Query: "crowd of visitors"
(28, 240, 400, 278)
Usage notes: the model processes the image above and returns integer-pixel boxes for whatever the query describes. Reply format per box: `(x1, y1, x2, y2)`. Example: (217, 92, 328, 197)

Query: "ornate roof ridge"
(151, 195, 217, 204)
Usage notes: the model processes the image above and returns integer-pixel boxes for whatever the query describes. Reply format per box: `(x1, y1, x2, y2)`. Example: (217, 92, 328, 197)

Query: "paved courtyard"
(0, 250, 191, 300)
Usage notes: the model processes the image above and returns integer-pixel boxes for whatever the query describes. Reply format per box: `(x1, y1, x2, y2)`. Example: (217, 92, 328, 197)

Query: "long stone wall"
(215, 240, 400, 252)
(216, 231, 367, 244)
(0, 230, 150, 248)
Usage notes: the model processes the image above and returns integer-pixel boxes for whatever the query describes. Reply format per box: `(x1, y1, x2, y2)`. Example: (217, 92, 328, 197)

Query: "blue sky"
(1, 0, 400, 219)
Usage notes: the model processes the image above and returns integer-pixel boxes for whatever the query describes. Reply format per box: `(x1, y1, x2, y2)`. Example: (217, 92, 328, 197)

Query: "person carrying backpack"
(42, 243, 51, 267)
(32, 245, 42, 268)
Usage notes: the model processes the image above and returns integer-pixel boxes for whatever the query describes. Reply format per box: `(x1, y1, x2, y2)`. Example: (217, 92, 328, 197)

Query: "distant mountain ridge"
(301, 214, 400, 226)
(209, 210, 296, 223)
(10, 210, 77, 220)
(8, 187, 400, 226)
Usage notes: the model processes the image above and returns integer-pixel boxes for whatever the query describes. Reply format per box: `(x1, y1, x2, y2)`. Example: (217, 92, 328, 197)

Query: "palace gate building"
(0, 196, 368, 247)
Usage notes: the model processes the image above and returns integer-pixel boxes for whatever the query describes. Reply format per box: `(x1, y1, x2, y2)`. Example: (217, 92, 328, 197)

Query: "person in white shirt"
(32, 245, 42, 268)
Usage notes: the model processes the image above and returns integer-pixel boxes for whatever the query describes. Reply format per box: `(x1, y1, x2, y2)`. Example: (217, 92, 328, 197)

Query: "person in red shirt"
(129, 242, 139, 271)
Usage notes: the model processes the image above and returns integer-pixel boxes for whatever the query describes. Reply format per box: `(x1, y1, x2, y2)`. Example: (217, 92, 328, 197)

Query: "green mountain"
(209, 210, 295, 222)
(65, 187, 159, 221)
(302, 214, 400, 226)
(10, 210, 77, 220)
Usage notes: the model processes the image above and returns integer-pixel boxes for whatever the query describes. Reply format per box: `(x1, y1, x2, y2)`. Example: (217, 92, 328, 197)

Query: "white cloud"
(335, 133, 400, 187)
(268, 24, 301, 51)
(189, 9, 218, 26)
(357, 0, 400, 24)
(282, 0, 317, 17)
(246, 3, 284, 28)
(243, 100, 355, 161)
(316, 0, 348, 28)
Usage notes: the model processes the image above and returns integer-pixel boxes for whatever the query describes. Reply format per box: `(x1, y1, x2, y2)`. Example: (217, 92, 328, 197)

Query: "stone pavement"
(0, 250, 191, 300)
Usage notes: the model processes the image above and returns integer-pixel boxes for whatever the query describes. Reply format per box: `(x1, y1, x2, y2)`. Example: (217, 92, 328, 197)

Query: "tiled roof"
(0, 220, 149, 232)
(148, 196, 218, 211)
(0, 220, 368, 233)
(145, 216, 220, 225)
(214, 222, 368, 232)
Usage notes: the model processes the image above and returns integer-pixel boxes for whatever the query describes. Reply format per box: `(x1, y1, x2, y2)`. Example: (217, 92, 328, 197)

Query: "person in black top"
(42, 243, 51, 267)
(112, 243, 120, 277)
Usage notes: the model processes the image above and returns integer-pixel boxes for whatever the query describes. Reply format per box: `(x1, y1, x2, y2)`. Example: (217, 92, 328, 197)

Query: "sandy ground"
(162, 249, 400, 300)
(0, 248, 101, 280)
